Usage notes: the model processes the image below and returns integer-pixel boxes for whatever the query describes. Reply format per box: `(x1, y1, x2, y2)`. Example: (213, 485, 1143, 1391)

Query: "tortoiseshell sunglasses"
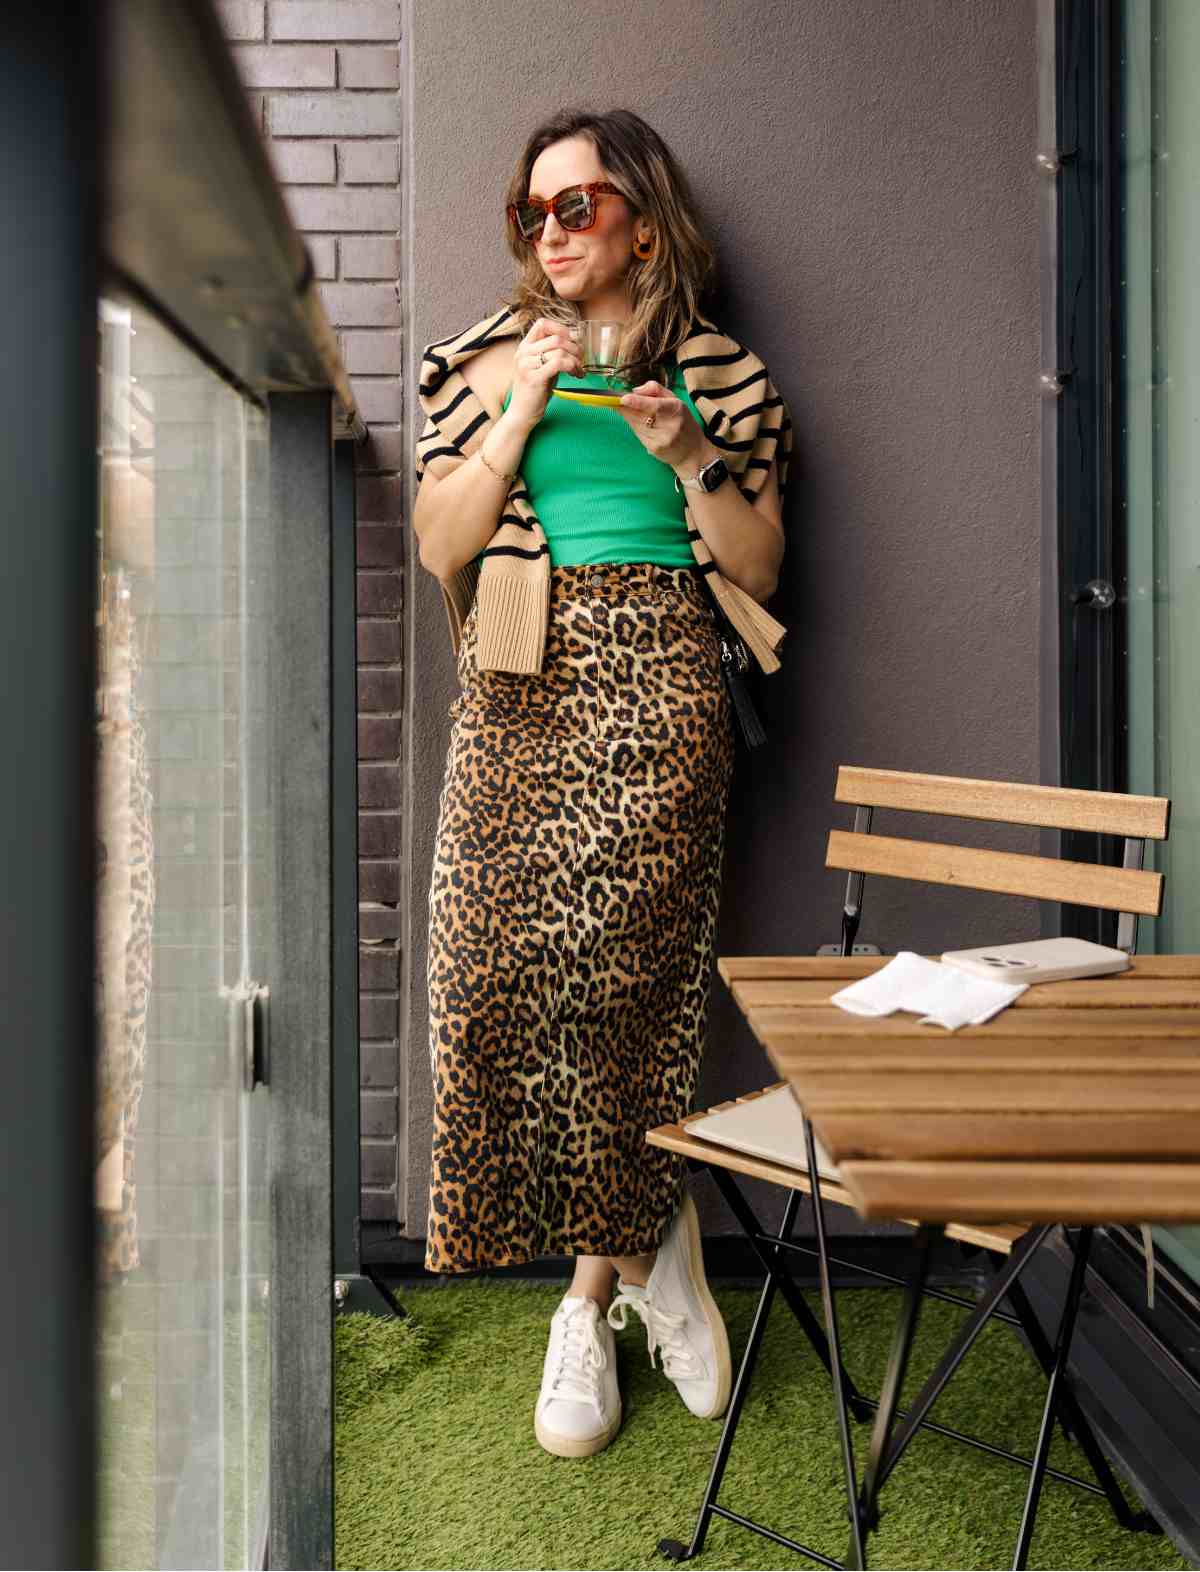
(507, 181, 626, 243)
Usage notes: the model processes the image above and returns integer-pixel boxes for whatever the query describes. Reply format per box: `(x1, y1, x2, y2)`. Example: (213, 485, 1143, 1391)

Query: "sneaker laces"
(547, 1301, 609, 1411)
(607, 1287, 702, 1379)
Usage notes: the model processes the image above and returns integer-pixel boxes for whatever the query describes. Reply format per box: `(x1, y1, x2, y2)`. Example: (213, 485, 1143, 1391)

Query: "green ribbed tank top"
(479, 365, 705, 569)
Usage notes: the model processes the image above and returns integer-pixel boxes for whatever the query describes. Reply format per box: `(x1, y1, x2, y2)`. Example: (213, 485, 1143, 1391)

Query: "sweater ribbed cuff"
(473, 572, 548, 673)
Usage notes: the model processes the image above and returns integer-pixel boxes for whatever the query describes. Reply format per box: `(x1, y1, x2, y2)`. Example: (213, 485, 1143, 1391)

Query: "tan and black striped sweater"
(416, 305, 792, 675)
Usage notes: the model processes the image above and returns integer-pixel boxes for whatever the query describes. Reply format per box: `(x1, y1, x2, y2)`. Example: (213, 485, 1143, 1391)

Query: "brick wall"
(219, 0, 403, 1223)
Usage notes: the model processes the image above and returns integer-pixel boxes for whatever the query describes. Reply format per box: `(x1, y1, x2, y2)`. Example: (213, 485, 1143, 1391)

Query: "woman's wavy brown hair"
(501, 108, 717, 386)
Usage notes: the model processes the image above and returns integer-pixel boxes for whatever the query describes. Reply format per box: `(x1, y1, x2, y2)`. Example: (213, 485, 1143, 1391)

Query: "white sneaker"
(534, 1295, 622, 1458)
(606, 1191, 731, 1420)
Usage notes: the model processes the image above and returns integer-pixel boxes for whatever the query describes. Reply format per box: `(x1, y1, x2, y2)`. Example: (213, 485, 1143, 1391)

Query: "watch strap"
(674, 456, 729, 494)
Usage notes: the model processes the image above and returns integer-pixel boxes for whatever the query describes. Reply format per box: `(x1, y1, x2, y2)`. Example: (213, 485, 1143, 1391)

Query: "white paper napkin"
(830, 951, 1027, 1031)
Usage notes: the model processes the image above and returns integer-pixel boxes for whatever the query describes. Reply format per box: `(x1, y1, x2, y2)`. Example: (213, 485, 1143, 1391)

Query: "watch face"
(700, 458, 729, 492)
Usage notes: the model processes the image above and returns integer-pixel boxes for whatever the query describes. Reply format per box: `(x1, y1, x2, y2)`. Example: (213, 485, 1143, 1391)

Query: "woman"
(413, 107, 791, 1459)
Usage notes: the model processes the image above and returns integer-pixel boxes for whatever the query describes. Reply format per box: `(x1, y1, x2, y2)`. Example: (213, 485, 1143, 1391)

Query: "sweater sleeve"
(734, 357, 792, 509)
(414, 412, 471, 486)
(767, 374, 793, 507)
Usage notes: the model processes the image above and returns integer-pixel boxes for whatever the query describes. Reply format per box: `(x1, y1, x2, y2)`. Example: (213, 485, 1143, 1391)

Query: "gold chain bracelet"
(478, 441, 517, 484)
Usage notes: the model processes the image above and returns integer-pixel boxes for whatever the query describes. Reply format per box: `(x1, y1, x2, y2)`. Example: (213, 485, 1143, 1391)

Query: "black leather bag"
(701, 581, 767, 749)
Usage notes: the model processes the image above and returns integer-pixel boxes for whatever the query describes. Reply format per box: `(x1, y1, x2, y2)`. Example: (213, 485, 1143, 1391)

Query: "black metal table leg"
(846, 1225, 940, 1569)
(867, 1225, 1056, 1495)
(806, 1116, 864, 1569)
(1004, 1273, 1157, 1534)
(1003, 1273, 1075, 1438)
(1012, 1227, 1096, 1568)
(659, 1189, 803, 1563)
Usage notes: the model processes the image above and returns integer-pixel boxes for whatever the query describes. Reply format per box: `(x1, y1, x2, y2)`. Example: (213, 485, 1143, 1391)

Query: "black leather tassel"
(692, 565, 771, 749)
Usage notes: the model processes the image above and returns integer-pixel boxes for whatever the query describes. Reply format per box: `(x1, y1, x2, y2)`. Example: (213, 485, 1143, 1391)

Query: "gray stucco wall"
(401, 0, 1042, 1243)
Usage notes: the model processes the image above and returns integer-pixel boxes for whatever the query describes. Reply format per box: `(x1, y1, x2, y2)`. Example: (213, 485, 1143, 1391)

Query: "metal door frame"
(0, 5, 101, 1565)
(1045, 0, 1123, 941)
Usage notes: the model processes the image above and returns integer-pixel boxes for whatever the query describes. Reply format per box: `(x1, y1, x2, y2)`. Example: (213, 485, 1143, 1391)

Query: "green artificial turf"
(333, 1281, 1191, 1572)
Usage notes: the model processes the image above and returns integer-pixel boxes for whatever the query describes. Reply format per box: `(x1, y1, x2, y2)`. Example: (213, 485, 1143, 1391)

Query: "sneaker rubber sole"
(534, 1397, 623, 1458)
(677, 1191, 732, 1419)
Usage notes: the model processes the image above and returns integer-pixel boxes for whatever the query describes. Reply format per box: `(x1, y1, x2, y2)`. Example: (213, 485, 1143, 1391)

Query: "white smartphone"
(940, 936, 1130, 984)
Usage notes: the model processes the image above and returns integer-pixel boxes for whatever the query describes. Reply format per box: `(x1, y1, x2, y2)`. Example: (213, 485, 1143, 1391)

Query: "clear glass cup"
(576, 319, 629, 383)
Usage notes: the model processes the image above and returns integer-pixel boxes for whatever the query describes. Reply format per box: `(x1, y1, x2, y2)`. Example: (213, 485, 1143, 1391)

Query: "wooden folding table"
(718, 951, 1200, 1569)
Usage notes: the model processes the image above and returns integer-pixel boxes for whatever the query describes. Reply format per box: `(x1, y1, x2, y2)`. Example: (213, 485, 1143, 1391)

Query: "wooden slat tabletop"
(716, 954, 1200, 1224)
(834, 1161, 1200, 1225)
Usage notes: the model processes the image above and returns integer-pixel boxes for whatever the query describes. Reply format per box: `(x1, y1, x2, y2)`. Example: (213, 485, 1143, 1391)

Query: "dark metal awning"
(104, 0, 366, 440)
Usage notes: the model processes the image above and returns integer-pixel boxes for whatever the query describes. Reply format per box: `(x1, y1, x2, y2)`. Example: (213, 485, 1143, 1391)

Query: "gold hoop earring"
(633, 230, 656, 262)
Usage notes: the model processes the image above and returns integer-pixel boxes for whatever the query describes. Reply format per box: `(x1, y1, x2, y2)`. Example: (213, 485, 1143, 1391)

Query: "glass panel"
(1119, 0, 1200, 1288)
(1157, 1227, 1200, 1287)
(94, 295, 272, 1568)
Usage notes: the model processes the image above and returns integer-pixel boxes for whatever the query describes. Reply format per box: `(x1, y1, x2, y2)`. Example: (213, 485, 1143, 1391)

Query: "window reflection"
(94, 295, 271, 1569)
(96, 300, 155, 1279)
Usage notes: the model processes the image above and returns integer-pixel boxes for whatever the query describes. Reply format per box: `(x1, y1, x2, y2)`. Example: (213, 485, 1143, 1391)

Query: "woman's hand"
(506, 317, 583, 431)
(617, 381, 707, 471)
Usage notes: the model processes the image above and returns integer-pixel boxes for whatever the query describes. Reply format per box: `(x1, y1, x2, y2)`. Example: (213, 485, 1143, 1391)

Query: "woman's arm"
(617, 382, 785, 605)
(674, 440, 784, 605)
(413, 403, 535, 582)
(413, 321, 583, 582)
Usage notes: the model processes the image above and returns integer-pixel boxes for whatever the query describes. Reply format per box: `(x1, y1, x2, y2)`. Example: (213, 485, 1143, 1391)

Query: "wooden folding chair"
(648, 766, 1170, 1569)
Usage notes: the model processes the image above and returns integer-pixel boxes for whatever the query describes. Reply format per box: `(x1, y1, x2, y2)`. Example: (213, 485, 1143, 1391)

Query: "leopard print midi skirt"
(425, 560, 736, 1273)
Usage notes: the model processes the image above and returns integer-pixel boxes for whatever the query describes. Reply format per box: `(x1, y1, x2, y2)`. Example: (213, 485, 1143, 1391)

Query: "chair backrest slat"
(826, 830, 1165, 917)
(835, 766, 1170, 841)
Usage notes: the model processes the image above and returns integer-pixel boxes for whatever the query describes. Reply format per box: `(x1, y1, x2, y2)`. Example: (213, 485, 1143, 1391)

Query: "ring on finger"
(644, 411, 657, 427)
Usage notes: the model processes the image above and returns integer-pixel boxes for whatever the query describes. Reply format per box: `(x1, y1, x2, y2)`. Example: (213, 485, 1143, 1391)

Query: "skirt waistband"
(550, 561, 707, 601)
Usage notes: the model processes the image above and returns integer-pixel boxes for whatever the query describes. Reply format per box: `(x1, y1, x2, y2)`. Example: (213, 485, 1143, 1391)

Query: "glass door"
(94, 293, 273, 1568)
(1118, 0, 1200, 1288)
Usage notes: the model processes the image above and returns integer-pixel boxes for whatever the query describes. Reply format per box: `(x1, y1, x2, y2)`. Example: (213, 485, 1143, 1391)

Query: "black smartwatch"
(674, 456, 729, 495)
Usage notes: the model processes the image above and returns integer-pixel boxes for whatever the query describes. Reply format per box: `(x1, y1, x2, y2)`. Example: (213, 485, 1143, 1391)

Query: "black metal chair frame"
(658, 813, 1164, 1569)
(658, 1159, 1156, 1569)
